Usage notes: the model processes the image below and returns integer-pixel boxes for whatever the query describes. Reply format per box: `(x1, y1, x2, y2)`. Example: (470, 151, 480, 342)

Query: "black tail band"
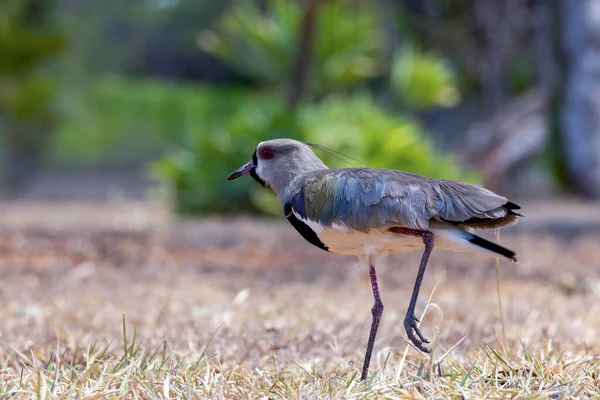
(468, 234, 518, 262)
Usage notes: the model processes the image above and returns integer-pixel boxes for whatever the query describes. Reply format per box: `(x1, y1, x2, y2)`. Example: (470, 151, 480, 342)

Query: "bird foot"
(404, 313, 431, 352)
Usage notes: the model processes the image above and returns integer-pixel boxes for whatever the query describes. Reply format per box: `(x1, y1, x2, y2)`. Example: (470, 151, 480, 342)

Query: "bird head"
(227, 138, 327, 196)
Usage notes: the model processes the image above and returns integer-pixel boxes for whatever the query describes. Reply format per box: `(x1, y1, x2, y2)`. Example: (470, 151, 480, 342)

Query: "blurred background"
(5, 3, 600, 394)
(1, 0, 597, 213)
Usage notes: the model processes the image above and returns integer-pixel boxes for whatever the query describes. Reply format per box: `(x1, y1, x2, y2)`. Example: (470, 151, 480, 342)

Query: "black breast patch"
(283, 202, 329, 252)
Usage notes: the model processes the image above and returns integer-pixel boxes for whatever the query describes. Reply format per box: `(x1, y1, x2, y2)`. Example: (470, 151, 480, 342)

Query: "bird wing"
(435, 180, 522, 228)
(287, 169, 438, 231)
(286, 168, 520, 232)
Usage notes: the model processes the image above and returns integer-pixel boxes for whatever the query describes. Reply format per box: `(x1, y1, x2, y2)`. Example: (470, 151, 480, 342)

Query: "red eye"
(259, 148, 274, 160)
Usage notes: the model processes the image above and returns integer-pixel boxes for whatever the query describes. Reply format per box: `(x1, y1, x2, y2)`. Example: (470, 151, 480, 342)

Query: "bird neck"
(271, 158, 328, 198)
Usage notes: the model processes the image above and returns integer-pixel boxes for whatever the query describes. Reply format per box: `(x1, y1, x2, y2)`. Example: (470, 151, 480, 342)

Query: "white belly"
(319, 228, 423, 258)
(317, 227, 483, 261)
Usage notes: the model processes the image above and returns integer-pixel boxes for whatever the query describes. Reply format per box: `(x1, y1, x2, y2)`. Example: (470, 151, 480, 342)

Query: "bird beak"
(227, 160, 255, 180)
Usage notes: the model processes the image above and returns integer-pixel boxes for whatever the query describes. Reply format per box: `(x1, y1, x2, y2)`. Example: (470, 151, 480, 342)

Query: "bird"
(227, 138, 523, 381)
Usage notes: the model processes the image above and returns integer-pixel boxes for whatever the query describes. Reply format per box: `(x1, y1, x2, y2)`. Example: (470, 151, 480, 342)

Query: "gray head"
(227, 138, 327, 196)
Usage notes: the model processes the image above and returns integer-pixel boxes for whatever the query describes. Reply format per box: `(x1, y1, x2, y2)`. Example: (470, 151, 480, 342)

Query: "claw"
(416, 341, 431, 353)
(413, 325, 430, 344)
(404, 313, 431, 352)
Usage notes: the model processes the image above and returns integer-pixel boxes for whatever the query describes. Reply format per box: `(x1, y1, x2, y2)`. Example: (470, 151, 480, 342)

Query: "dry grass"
(1, 204, 600, 398)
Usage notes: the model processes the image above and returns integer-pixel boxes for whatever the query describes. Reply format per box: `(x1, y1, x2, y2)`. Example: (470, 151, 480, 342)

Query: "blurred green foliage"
(390, 46, 460, 109)
(153, 93, 294, 215)
(50, 77, 247, 166)
(299, 94, 470, 179)
(26, 0, 475, 214)
(0, 7, 62, 136)
(150, 0, 474, 215)
(0, 0, 64, 191)
(198, 0, 381, 96)
(154, 92, 476, 215)
(49, 75, 473, 215)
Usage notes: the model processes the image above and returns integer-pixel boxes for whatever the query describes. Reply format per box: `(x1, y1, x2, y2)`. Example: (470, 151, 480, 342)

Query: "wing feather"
(289, 168, 521, 232)
(298, 169, 438, 231)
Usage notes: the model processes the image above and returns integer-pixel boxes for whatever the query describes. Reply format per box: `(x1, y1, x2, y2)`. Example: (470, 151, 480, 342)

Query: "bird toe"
(404, 313, 431, 351)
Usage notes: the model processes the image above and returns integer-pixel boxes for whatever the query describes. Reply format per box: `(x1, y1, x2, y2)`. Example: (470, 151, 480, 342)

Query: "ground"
(1, 201, 600, 398)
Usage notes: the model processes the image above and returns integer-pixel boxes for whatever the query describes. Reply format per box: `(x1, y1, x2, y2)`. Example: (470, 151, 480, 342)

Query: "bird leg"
(388, 227, 435, 352)
(360, 263, 384, 381)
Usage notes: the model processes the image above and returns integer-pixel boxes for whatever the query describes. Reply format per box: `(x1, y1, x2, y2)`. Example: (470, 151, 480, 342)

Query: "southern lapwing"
(227, 138, 523, 380)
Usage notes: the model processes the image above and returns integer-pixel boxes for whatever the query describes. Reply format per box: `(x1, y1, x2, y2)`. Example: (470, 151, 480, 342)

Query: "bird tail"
(432, 227, 518, 263)
(467, 233, 518, 263)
